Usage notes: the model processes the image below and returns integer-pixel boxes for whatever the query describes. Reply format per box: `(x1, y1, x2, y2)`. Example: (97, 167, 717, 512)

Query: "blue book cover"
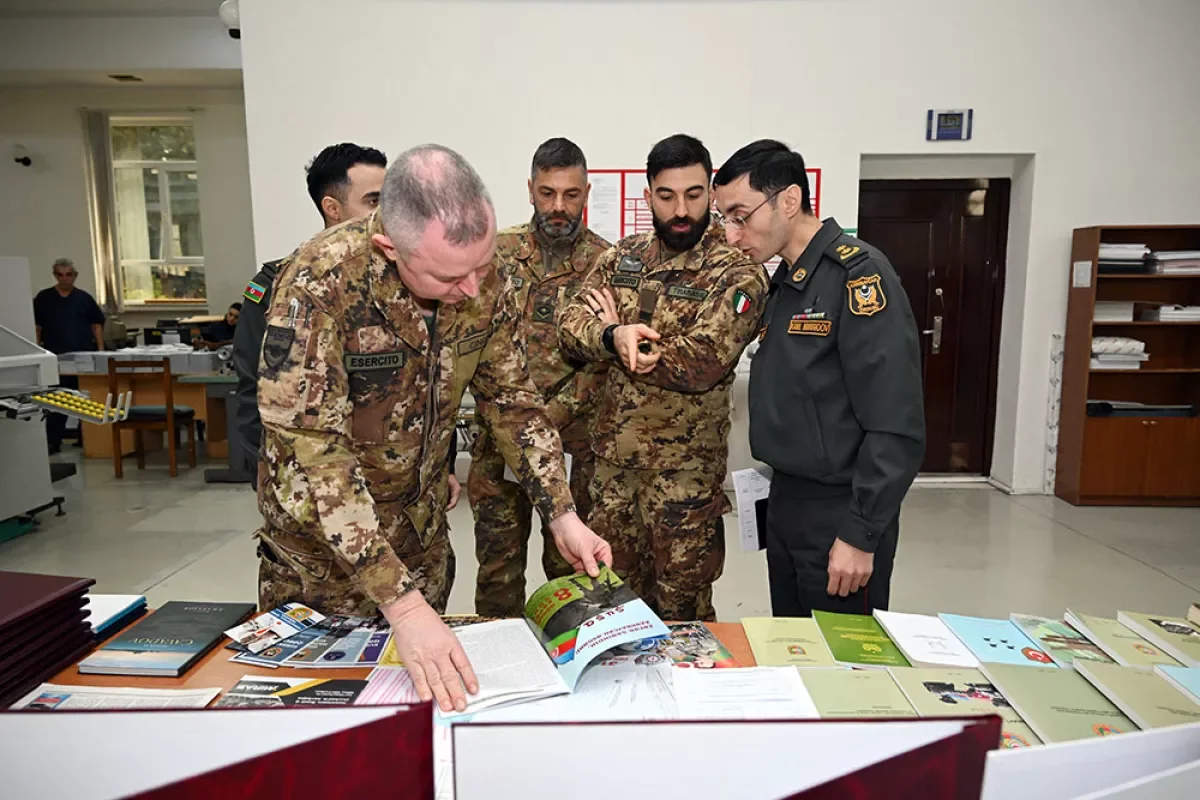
(939, 613, 1058, 668)
(1155, 665, 1200, 703)
(78, 601, 254, 677)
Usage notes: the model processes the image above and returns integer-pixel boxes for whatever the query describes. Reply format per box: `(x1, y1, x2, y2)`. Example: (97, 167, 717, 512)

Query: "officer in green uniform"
(713, 140, 925, 616)
(232, 143, 387, 473)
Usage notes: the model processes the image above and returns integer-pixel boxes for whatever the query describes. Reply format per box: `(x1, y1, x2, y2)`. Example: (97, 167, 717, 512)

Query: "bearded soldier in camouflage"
(470, 138, 612, 617)
(256, 144, 611, 713)
(559, 134, 768, 621)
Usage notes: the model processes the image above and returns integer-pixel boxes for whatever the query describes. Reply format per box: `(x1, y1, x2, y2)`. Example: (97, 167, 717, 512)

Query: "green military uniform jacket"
(256, 210, 573, 608)
(559, 221, 769, 472)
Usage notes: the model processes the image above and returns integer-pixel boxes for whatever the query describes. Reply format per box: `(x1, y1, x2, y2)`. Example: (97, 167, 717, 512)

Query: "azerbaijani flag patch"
(733, 289, 752, 314)
(243, 280, 267, 304)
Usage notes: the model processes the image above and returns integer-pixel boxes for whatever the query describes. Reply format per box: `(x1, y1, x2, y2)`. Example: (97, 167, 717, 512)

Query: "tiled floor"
(2, 451, 1197, 622)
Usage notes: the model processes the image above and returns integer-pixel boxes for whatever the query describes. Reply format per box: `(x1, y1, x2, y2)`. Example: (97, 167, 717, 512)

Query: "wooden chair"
(107, 358, 198, 478)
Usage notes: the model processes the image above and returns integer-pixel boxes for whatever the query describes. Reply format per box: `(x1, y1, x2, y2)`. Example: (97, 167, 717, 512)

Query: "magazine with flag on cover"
(439, 565, 670, 719)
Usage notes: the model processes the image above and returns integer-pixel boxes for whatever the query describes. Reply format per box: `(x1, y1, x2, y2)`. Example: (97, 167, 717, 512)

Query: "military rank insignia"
(733, 289, 753, 314)
(244, 280, 267, 304)
(847, 274, 887, 317)
(791, 266, 807, 283)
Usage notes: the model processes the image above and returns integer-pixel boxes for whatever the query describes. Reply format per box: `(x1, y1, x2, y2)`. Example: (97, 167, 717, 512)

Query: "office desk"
(48, 621, 755, 692)
(63, 372, 228, 460)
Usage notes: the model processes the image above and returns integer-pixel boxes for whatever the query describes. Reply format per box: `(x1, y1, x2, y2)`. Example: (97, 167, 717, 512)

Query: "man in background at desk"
(33, 257, 105, 454)
(232, 143, 387, 475)
(193, 302, 241, 350)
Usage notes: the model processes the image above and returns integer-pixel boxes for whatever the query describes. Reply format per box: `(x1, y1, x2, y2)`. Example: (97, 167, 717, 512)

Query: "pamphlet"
(213, 676, 368, 708)
(224, 603, 324, 654)
(231, 615, 390, 669)
(741, 616, 835, 667)
(813, 610, 910, 669)
(655, 622, 739, 668)
(1009, 613, 1113, 668)
(887, 667, 1041, 749)
(11, 684, 220, 711)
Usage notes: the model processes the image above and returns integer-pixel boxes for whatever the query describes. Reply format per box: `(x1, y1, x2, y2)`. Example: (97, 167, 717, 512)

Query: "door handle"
(921, 315, 944, 354)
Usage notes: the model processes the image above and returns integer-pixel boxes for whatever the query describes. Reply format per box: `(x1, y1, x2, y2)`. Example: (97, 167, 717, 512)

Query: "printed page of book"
(439, 619, 568, 719)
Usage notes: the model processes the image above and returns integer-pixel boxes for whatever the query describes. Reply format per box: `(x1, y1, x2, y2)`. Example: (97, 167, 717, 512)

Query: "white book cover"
(874, 610, 980, 668)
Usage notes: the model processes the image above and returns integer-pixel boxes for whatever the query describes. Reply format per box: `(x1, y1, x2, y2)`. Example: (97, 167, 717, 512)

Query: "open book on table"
(441, 565, 669, 718)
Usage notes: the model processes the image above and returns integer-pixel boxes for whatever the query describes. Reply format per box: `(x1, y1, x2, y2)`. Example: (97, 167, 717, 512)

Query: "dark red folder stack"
(0, 570, 96, 708)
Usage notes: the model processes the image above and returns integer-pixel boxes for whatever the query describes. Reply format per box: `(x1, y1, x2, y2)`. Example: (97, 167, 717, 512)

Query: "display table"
(47, 620, 754, 692)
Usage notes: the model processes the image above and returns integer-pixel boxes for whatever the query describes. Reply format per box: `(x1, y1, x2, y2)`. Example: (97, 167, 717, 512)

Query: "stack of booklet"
(1091, 335, 1149, 370)
(1097, 242, 1151, 274)
(1151, 249, 1200, 275)
(0, 571, 96, 707)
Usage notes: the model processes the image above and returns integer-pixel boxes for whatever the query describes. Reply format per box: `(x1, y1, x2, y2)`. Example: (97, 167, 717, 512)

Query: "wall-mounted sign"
(926, 109, 973, 141)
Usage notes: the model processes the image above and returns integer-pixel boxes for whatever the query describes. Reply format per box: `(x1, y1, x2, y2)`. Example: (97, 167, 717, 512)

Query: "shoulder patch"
(847, 274, 887, 317)
(732, 289, 753, 314)
(244, 280, 267, 304)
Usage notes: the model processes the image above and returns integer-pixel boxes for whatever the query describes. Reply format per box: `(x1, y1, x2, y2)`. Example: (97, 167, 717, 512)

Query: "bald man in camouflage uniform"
(255, 144, 610, 713)
(559, 135, 768, 621)
(470, 138, 611, 617)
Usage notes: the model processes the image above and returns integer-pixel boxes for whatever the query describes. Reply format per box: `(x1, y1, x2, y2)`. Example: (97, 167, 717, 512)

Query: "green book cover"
(813, 611, 910, 668)
(1066, 611, 1181, 668)
(741, 617, 835, 667)
(980, 663, 1134, 743)
(798, 669, 916, 719)
(1075, 661, 1200, 730)
(1117, 612, 1200, 668)
(888, 667, 1041, 749)
(1010, 614, 1113, 667)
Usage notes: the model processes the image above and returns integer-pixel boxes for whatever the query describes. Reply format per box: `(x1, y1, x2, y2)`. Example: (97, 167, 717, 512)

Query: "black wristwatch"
(601, 324, 618, 355)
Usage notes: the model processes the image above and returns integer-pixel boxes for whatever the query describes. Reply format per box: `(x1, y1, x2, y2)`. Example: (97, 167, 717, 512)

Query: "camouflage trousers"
(468, 422, 594, 618)
(256, 519, 455, 616)
(589, 457, 730, 622)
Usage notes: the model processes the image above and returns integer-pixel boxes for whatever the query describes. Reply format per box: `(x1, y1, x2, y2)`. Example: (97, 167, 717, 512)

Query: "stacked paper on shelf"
(1091, 336, 1148, 370)
(1094, 301, 1135, 323)
(1142, 305, 1200, 322)
(1151, 250, 1200, 275)
(1098, 242, 1152, 274)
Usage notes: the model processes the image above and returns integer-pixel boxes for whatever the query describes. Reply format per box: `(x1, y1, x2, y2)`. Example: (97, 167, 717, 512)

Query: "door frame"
(857, 178, 1011, 475)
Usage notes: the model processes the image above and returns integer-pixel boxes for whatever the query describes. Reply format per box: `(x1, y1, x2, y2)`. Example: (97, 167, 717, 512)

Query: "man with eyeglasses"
(559, 134, 768, 621)
(713, 140, 924, 617)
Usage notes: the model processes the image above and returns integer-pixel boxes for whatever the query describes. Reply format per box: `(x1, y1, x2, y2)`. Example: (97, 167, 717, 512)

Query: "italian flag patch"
(733, 289, 752, 314)
(243, 280, 267, 304)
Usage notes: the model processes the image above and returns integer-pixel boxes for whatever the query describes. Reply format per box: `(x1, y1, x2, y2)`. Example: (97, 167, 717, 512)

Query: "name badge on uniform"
(617, 255, 644, 273)
(345, 351, 406, 372)
(666, 286, 709, 302)
(457, 330, 488, 356)
(788, 319, 832, 336)
(610, 274, 641, 289)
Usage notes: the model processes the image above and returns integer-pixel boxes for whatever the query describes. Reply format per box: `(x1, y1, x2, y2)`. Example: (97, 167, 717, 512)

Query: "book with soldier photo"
(439, 565, 671, 718)
(888, 667, 1041, 749)
(655, 622, 740, 668)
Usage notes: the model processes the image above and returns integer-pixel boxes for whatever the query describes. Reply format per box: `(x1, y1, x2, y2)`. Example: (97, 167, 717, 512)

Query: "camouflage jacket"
(257, 210, 572, 608)
(489, 221, 611, 431)
(558, 221, 768, 472)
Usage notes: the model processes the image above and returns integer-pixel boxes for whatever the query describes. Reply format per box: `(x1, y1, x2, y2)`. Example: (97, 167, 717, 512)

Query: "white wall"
(238, 0, 1200, 493)
(0, 86, 256, 329)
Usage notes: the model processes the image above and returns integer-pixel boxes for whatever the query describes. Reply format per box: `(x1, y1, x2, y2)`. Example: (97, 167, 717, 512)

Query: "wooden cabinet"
(1055, 225, 1200, 506)
(1078, 417, 1200, 500)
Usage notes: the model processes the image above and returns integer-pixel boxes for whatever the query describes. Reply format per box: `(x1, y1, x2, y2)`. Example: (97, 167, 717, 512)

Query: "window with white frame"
(110, 118, 206, 304)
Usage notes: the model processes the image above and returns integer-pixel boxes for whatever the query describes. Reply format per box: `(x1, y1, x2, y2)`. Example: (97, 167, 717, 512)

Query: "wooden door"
(1143, 418, 1200, 498)
(1079, 418, 1149, 497)
(858, 179, 1010, 474)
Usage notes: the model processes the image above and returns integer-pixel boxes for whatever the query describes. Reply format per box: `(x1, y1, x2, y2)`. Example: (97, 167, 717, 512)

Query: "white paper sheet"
(732, 465, 772, 552)
(672, 666, 819, 720)
(10, 684, 220, 711)
(438, 619, 568, 719)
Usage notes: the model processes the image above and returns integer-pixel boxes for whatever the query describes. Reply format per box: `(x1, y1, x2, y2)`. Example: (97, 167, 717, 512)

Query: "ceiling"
(0, 69, 243, 88)
(0, 0, 224, 16)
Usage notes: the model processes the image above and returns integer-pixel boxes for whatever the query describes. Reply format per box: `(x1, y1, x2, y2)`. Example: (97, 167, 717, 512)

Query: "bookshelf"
(1055, 225, 1200, 506)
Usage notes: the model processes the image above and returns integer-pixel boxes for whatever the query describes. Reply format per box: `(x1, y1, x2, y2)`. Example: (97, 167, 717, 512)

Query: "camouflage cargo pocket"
(260, 530, 335, 583)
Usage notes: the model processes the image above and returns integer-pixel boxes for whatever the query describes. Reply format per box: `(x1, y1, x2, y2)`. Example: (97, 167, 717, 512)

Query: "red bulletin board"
(584, 168, 822, 245)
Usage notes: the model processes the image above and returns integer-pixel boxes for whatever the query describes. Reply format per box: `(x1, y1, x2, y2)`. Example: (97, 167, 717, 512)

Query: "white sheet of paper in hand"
(672, 665, 819, 720)
(503, 452, 572, 484)
(732, 466, 772, 552)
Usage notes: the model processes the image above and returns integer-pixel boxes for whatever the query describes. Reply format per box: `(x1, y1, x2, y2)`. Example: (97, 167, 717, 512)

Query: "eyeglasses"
(716, 190, 783, 230)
